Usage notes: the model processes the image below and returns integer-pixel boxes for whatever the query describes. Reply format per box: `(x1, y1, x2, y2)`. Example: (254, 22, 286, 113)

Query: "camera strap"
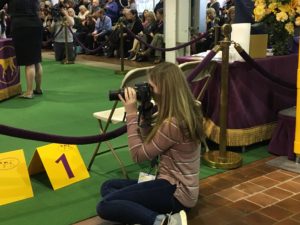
(53, 25, 64, 39)
(137, 101, 154, 127)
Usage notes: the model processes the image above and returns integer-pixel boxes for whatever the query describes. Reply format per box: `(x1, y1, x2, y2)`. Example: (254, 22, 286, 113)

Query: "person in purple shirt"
(104, 0, 119, 24)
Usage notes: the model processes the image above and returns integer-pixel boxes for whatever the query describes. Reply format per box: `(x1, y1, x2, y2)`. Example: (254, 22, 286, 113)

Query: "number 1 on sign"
(29, 143, 90, 190)
(55, 153, 75, 179)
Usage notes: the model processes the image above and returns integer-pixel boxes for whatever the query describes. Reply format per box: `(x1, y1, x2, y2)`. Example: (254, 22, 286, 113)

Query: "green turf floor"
(0, 60, 271, 225)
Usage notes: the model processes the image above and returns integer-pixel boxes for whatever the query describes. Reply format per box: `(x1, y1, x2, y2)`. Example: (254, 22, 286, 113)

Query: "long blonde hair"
(145, 62, 203, 143)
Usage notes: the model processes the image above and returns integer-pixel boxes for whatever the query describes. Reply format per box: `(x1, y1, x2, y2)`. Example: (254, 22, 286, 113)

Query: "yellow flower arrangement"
(253, 0, 300, 55)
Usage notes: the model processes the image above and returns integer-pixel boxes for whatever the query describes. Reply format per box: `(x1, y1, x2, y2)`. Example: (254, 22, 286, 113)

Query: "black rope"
(125, 26, 208, 52)
(68, 26, 105, 54)
(0, 124, 127, 145)
(234, 44, 296, 91)
(186, 48, 219, 83)
(52, 25, 64, 40)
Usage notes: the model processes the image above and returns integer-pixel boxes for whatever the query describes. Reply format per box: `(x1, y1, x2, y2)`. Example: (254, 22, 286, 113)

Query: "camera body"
(51, 1, 67, 22)
(109, 82, 152, 102)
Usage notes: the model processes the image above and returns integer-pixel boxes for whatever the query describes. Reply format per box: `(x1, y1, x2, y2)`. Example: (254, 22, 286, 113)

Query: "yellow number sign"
(0, 149, 34, 206)
(28, 143, 90, 190)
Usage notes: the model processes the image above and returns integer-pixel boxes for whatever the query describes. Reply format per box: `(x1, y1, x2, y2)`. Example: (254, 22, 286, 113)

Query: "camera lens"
(109, 89, 124, 101)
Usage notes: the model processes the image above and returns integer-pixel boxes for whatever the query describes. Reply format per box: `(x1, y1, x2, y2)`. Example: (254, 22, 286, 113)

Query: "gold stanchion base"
(115, 70, 129, 75)
(203, 150, 243, 169)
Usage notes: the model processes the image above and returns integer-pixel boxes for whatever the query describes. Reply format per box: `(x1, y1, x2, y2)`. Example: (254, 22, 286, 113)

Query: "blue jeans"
(96, 179, 189, 225)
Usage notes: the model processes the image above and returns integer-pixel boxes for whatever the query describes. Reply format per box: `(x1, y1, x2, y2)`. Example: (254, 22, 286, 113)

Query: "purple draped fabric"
(177, 54, 297, 129)
(268, 112, 296, 160)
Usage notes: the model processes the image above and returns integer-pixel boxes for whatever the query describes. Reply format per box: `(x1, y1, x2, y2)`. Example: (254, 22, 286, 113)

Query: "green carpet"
(0, 60, 271, 225)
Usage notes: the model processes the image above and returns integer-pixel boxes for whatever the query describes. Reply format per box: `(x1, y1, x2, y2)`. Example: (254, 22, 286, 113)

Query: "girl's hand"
(118, 87, 137, 115)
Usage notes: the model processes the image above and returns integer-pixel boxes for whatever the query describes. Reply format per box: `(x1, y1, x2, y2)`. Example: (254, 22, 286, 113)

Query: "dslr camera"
(51, 0, 67, 21)
(109, 82, 152, 102)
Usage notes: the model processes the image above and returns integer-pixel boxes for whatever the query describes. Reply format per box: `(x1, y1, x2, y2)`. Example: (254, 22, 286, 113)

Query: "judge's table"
(177, 54, 297, 147)
(0, 38, 21, 101)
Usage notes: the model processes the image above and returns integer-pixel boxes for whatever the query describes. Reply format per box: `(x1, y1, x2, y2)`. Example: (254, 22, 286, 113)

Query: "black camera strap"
(137, 101, 154, 127)
(53, 24, 64, 39)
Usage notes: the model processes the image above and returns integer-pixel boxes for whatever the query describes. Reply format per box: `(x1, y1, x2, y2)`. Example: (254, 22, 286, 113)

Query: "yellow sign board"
(28, 144, 90, 190)
(0, 149, 34, 206)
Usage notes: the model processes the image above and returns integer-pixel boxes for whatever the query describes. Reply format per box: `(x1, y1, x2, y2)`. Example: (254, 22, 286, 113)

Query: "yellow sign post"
(0, 149, 34, 206)
(294, 42, 300, 161)
(28, 143, 90, 190)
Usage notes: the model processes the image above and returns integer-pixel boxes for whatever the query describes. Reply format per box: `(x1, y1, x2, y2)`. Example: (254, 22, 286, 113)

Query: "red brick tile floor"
(188, 157, 300, 225)
(72, 157, 300, 225)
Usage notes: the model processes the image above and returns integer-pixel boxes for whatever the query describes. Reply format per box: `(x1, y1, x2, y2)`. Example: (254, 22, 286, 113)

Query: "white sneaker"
(166, 210, 187, 225)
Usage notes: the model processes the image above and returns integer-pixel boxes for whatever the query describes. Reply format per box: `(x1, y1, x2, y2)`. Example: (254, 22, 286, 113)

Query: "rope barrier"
(3, 24, 295, 147)
(68, 26, 104, 54)
(125, 27, 208, 52)
(186, 46, 220, 83)
(0, 124, 127, 145)
(52, 25, 64, 40)
(234, 43, 296, 91)
(0, 24, 208, 144)
(66, 22, 208, 55)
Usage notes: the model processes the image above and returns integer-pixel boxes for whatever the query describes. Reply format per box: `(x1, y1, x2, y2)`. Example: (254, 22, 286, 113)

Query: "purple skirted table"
(177, 54, 297, 147)
(268, 107, 296, 160)
(0, 38, 21, 101)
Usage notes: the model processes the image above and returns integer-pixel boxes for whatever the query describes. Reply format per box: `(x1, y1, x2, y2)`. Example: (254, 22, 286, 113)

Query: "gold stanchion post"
(115, 22, 129, 75)
(203, 24, 243, 169)
(294, 40, 300, 164)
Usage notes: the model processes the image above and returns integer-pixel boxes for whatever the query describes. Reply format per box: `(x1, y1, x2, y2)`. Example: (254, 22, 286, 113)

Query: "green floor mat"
(0, 60, 271, 225)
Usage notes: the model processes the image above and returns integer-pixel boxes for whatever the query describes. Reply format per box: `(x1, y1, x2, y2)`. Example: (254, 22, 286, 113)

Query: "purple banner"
(0, 39, 20, 90)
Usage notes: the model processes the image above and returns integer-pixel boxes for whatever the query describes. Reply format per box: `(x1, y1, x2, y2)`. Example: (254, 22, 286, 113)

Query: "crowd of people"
(0, 0, 237, 63)
(195, 0, 235, 53)
(0, 0, 165, 64)
(35, 0, 165, 64)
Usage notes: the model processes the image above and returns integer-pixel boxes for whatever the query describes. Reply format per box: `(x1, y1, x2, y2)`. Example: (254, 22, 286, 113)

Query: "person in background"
(138, 8, 164, 64)
(86, 8, 112, 55)
(207, 0, 220, 18)
(0, 0, 43, 99)
(90, 0, 101, 14)
(50, 5, 76, 63)
(234, 0, 254, 23)
(77, 4, 90, 20)
(127, 10, 156, 61)
(123, 9, 143, 58)
(154, 0, 163, 14)
(104, 0, 119, 24)
(0, 7, 6, 38)
(126, 0, 137, 10)
(220, 0, 234, 25)
(41, 8, 53, 49)
(226, 6, 235, 24)
(141, 9, 149, 26)
(196, 7, 220, 53)
(97, 62, 203, 225)
(76, 0, 92, 14)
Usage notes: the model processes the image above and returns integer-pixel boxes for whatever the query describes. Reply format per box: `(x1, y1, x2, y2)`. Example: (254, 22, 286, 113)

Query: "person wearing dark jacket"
(154, 0, 163, 14)
(0, 0, 43, 99)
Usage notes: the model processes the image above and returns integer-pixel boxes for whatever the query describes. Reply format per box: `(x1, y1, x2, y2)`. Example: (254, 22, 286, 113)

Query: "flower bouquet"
(253, 0, 300, 55)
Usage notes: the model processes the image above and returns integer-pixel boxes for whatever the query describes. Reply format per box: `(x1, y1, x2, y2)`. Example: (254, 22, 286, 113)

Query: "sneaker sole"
(179, 210, 187, 225)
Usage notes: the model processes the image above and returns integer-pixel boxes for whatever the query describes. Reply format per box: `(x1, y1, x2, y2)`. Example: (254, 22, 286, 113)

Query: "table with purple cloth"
(268, 107, 296, 160)
(0, 38, 21, 101)
(177, 54, 297, 148)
